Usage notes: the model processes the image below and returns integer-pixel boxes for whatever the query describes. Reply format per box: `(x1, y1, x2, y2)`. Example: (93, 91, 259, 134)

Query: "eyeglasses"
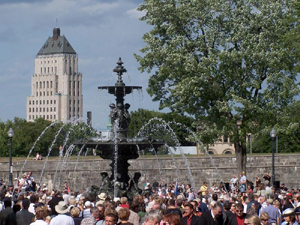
(261, 219, 268, 222)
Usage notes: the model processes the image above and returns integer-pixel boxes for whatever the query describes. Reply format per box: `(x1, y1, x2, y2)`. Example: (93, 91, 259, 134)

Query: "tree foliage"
(0, 118, 97, 158)
(135, 0, 300, 172)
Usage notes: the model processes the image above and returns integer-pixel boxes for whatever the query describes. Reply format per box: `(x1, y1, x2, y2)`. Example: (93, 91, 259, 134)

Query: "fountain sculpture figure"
(75, 58, 164, 199)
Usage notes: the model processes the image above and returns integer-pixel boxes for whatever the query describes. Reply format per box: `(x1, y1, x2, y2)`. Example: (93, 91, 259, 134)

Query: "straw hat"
(98, 193, 107, 200)
(282, 208, 294, 217)
(55, 201, 69, 214)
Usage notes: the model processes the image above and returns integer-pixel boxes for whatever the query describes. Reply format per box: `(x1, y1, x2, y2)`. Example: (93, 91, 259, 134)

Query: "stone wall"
(0, 154, 299, 191)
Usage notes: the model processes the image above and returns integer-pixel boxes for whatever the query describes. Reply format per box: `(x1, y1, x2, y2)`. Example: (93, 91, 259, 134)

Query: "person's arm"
(276, 217, 280, 225)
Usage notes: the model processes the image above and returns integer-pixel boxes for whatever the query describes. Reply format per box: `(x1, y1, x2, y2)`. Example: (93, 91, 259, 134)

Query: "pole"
(272, 137, 275, 186)
(249, 134, 252, 154)
(9, 137, 13, 187)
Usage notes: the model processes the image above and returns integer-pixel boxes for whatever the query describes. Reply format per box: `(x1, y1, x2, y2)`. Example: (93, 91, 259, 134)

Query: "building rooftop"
(37, 28, 76, 55)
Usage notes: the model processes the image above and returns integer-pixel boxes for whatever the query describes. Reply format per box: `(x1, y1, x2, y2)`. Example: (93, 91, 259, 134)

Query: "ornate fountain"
(75, 58, 164, 198)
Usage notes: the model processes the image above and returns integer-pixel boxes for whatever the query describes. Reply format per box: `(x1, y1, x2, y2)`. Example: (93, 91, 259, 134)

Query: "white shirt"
(29, 203, 36, 215)
(30, 220, 48, 225)
(240, 175, 246, 183)
(50, 214, 74, 225)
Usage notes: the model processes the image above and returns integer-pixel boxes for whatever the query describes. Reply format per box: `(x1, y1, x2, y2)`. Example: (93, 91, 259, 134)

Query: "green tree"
(135, 0, 299, 174)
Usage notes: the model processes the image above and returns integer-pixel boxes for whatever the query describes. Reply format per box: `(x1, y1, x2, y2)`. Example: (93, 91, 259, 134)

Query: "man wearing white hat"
(49, 201, 74, 225)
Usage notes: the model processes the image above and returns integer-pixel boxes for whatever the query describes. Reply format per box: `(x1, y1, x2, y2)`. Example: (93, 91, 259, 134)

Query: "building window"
(36, 108, 38, 112)
(41, 68, 42, 74)
(36, 92, 38, 96)
(78, 107, 80, 112)
(55, 67, 57, 74)
(50, 81, 53, 88)
(43, 115, 45, 119)
(51, 91, 52, 95)
(40, 82, 42, 88)
(54, 100, 56, 104)
(43, 100, 45, 104)
(78, 100, 80, 104)
(50, 100, 52, 104)
(54, 107, 56, 112)
(47, 91, 49, 96)
(33, 115, 34, 119)
(40, 108, 42, 112)
(43, 108, 45, 112)
(32, 101, 34, 105)
(43, 92, 45, 96)
(29, 108, 31, 112)
(47, 115, 49, 119)
(33, 108, 34, 112)
(224, 136, 228, 143)
(44, 67, 46, 73)
(29, 115, 31, 120)
(29, 100, 31, 105)
(48, 67, 49, 73)
(40, 92, 42, 96)
(43, 81, 45, 88)
(50, 107, 52, 112)
(40, 100, 42, 105)
(36, 82, 38, 88)
(78, 81, 80, 88)
(36, 100, 38, 104)
(54, 115, 56, 119)
(208, 151, 215, 155)
(47, 81, 49, 88)
(50, 115, 52, 119)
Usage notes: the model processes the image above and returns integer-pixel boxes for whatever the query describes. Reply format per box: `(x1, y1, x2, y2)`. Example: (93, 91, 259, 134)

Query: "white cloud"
(126, 7, 145, 19)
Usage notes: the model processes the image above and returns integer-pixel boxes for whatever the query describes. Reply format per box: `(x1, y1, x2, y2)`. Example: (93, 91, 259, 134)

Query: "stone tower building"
(26, 28, 83, 122)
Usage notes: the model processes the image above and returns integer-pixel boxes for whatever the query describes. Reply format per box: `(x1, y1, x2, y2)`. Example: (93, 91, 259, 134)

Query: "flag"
(174, 181, 178, 196)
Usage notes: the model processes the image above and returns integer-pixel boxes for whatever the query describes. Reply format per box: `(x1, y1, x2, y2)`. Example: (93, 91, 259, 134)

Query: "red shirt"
(120, 203, 129, 209)
(187, 214, 193, 225)
(236, 216, 244, 225)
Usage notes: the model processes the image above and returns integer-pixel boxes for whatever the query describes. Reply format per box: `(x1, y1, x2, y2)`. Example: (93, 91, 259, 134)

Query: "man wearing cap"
(50, 201, 74, 225)
(96, 193, 107, 206)
(260, 199, 280, 225)
(281, 208, 297, 225)
(83, 201, 92, 219)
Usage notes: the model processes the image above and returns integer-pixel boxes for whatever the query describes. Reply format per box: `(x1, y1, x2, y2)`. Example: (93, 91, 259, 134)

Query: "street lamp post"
(270, 128, 276, 186)
(7, 128, 14, 187)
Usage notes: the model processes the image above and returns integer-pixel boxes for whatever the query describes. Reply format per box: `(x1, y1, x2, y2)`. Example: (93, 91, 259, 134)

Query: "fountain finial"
(113, 58, 127, 84)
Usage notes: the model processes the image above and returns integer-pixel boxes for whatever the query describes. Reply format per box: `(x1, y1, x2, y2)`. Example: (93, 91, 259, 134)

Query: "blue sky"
(0, 0, 162, 129)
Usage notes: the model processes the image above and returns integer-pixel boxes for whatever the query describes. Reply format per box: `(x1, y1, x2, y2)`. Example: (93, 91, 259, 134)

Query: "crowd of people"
(0, 171, 299, 225)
